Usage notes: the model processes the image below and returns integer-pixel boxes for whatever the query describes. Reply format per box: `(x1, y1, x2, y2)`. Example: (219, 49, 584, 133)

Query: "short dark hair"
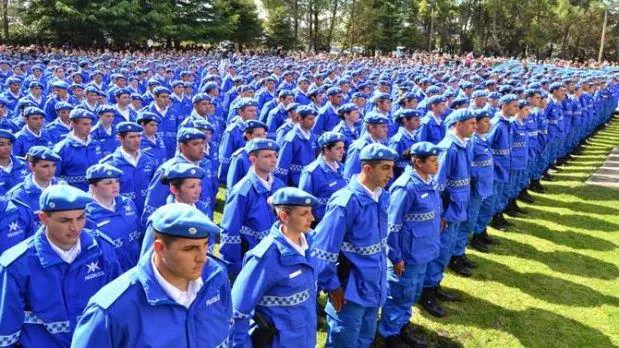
(153, 231, 176, 246)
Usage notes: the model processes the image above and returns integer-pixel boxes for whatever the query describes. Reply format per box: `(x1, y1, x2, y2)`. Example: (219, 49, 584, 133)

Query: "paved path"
(586, 147, 619, 188)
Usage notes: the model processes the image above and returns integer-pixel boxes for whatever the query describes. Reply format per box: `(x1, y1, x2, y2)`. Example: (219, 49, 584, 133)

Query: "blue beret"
(191, 119, 215, 132)
(136, 111, 161, 124)
(114, 88, 131, 97)
(450, 96, 469, 108)
(351, 92, 367, 100)
(86, 163, 123, 180)
(472, 90, 488, 99)
(116, 121, 143, 133)
(84, 86, 99, 94)
(27, 146, 62, 162)
(237, 97, 258, 109)
(410, 141, 443, 157)
(269, 187, 319, 207)
(427, 95, 447, 106)
(69, 83, 84, 90)
(460, 81, 474, 89)
(177, 127, 206, 142)
(364, 112, 390, 125)
(24, 107, 45, 118)
(525, 88, 541, 97)
(278, 90, 294, 98)
(373, 92, 392, 101)
(426, 86, 441, 95)
(549, 82, 563, 93)
(54, 101, 73, 111)
(171, 80, 185, 88)
(192, 93, 211, 104)
(111, 73, 126, 81)
(338, 103, 358, 115)
(29, 81, 43, 89)
(150, 203, 218, 239)
(153, 86, 171, 96)
(51, 80, 68, 89)
(498, 85, 512, 94)
(0, 97, 7, 106)
(318, 131, 346, 147)
(0, 129, 15, 142)
(488, 92, 501, 99)
(71, 108, 97, 121)
(131, 93, 144, 101)
(297, 105, 317, 118)
(6, 77, 21, 85)
(308, 86, 323, 97)
(245, 119, 268, 131)
(474, 108, 492, 120)
(444, 109, 475, 127)
(238, 85, 254, 93)
(96, 105, 115, 116)
(246, 138, 280, 154)
(285, 102, 300, 113)
(360, 143, 398, 161)
(165, 163, 206, 181)
(483, 80, 497, 87)
(395, 108, 422, 121)
(147, 78, 161, 87)
(39, 185, 91, 212)
(518, 100, 530, 108)
(201, 81, 218, 93)
(499, 94, 519, 106)
(326, 87, 343, 97)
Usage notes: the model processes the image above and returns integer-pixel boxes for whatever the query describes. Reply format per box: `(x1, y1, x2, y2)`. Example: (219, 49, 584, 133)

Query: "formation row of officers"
(0, 67, 618, 347)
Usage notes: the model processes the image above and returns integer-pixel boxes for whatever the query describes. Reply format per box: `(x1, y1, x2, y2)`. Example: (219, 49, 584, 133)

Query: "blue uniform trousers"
(423, 221, 460, 288)
(325, 301, 379, 348)
(378, 262, 427, 337)
(453, 192, 484, 256)
(508, 169, 526, 199)
(474, 181, 505, 233)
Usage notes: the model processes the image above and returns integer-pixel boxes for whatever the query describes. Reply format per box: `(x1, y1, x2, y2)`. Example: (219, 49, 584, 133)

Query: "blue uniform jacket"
(13, 127, 55, 157)
(545, 98, 563, 141)
(71, 250, 232, 348)
(227, 147, 251, 190)
(232, 223, 317, 348)
(469, 133, 494, 198)
(275, 121, 295, 145)
(436, 133, 472, 223)
(0, 197, 34, 254)
(259, 100, 277, 123)
(298, 156, 347, 221)
(140, 134, 168, 167)
(89, 124, 118, 158)
(332, 120, 360, 152)
(145, 103, 179, 158)
(310, 179, 389, 308)
(85, 196, 141, 272)
(0, 156, 29, 196)
(388, 127, 417, 175)
(53, 136, 103, 191)
(343, 134, 384, 181)
(312, 103, 339, 135)
(386, 167, 441, 265)
(266, 104, 287, 139)
(524, 111, 539, 161)
(6, 175, 66, 226)
(487, 115, 513, 183)
(510, 119, 528, 170)
(218, 118, 247, 182)
(417, 113, 446, 145)
(275, 126, 318, 187)
(45, 119, 72, 144)
(0, 228, 121, 347)
(100, 149, 157, 218)
(219, 170, 285, 276)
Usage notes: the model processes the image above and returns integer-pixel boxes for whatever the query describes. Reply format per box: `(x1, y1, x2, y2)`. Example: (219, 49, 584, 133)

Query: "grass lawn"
(214, 117, 619, 347)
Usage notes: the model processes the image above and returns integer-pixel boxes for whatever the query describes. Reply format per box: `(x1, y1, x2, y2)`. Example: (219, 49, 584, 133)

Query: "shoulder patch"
(92, 270, 138, 310)
(99, 153, 113, 163)
(232, 177, 253, 197)
(247, 235, 276, 259)
(330, 187, 353, 208)
(0, 236, 34, 267)
(92, 229, 117, 247)
(304, 160, 320, 173)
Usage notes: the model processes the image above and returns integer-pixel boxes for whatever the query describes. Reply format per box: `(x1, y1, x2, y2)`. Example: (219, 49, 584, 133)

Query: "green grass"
(215, 117, 619, 347)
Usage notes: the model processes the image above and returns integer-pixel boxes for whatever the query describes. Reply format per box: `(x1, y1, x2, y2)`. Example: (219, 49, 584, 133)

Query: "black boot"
(420, 287, 445, 317)
(497, 212, 513, 227)
(399, 324, 428, 348)
(480, 229, 499, 244)
(449, 256, 472, 277)
(470, 234, 490, 252)
(513, 200, 527, 214)
(490, 215, 508, 231)
(529, 179, 546, 193)
(518, 190, 535, 203)
(542, 170, 553, 181)
(504, 200, 519, 217)
(436, 286, 460, 301)
(462, 254, 478, 268)
(384, 334, 406, 348)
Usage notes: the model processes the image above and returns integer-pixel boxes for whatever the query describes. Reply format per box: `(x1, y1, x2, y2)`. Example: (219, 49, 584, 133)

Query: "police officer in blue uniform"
(388, 108, 422, 177)
(313, 87, 344, 135)
(226, 120, 268, 189)
(220, 139, 286, 277)
(218, 98, 259, 182)
(417, 95, 447, 145)
(0, 185, 121, 347)
(378, 142, 443, 347)
(46, 101, 74, 143)
(90, 106, 118, 157)
(13, 106, 55, 157)
(331, 103, 361, 151)
(421, 109, 475, 317)
(275, 106, 318, 186)
(53, 108, 103, 191)
(311, 143, 397, 348)
(72, 203, 231, 348)
(299, 131, 348, 223)
(0, 130, 29, 196)
(0, 194, 34, 254)
(231, 187, 319, 347)
(137, 111, 168, 167)
(343, 113, 390, 180)
(84, 164, 141, 272)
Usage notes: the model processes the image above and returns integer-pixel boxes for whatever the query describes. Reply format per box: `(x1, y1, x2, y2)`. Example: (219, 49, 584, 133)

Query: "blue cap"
(0, 129, 15, 142)
(278, 90, 294, 98)
(6, 77, 21, 85)
(54, 101, 74, 111)
(338, 103, 358, 115)
(153, 86, 171, 96)
(373, 92, 392, 101)
(246, 138, 280, 154)
(269, 187, 319, 207)
(237, 97, 258, 109)
(150, 203, 218, 239)
(318, 131, 346, 147)
(360, 143, 398, 161)
(71, 108, 97, 121)
(444, 109, 475, 127)
(27, 146, 62, 162)
(171, 80, 185, 88)
(192, 93, 211, 104)
(472, 90, 488, 99)
(410, 141, 443, 156)
(426, 86, 441, 95)
(394, 108, 422, 121)
(549, 82, 563, 93)
(86, 163, 123, 180)
(147, 78, 161, 87)
(488, 92, 501, 100)
(460, 81, 474, 89)
(326, 86, 343, 97)
(40, 185, 91, 212)
(474, 108, 492, 120)
(29, 81, 44, 89)
(450, 96, 469, 108)
(285, 102, 300, 112)
(114, 88, 131, 97)
(364, 112, 390, 125)
(131, 93, 144, 101)
(24, 107, 45, 118)
(116, 121, 143, 134)
(245, 119, 268, 131)
(499, 94, 519, 106)
(191, 119, 215, 132)
(351, 92, 367, 100)
(426, 95, 447, 106)
(164, 163, 206, 181)
(518, 99, 530, 108)
(96, 105, 115, 116)
(308, 86, 323, 97)
(51, 80, 68, 89)
(177, 127, 206, 142)
(136, 111, 161, 124)
(297, 105, 317, 117)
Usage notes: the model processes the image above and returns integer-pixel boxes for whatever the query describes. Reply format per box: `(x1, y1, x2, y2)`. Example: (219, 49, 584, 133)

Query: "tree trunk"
(326, 0, 339, 49)
(313, 0, 319, 52)
(293, 0, 299, 50)
(2, 0, 8, 40)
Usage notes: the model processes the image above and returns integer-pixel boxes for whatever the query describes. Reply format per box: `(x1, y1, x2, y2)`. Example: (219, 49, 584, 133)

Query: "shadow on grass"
(509, 219, 618, 251)
(530, 195, 619, 216)
(484, 236, 619, 280)
(520, 206, 619, 232)
(547, 184, 619, 201)
(421, 292, 615, 347)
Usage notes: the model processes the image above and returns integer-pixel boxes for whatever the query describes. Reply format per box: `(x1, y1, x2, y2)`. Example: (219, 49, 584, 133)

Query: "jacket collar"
(33, 226, 99, 268)
(269, 222, 313, 267)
